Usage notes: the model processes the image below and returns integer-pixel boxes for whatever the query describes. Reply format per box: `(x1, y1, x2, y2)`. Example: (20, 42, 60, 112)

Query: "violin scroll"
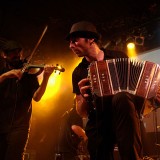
(54, 64, 65, 73)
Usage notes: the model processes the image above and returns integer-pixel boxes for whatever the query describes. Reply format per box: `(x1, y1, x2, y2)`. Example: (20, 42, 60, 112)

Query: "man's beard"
(5, 59, 24, 69)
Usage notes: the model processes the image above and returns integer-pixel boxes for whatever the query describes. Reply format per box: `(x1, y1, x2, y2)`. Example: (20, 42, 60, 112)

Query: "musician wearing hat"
(0, 40, 55, 160)
(66, 21, 151, 160)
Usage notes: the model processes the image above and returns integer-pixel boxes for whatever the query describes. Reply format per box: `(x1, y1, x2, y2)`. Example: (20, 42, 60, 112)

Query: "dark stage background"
(0, 0, 160, 159)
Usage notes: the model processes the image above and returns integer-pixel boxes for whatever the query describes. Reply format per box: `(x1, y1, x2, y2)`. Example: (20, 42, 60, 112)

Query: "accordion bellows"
(88, 58, 160, 114)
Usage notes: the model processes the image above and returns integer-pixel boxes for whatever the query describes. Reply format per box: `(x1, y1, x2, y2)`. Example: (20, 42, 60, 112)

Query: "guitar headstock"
(54, 64, 65, 74)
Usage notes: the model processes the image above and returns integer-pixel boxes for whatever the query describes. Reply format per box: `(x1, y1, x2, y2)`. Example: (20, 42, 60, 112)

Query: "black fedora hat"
(66, 21, 100, 41)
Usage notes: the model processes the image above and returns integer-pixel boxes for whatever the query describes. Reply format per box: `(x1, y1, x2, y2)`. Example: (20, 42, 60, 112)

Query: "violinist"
(0, 40, 55, 160)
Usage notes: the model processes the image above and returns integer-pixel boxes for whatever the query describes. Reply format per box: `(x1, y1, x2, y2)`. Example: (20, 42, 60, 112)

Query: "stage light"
(126, 36, 135, 49)
(127, 42, 135, 49)
(126, 36, 134, 44)
(126, 36, 137, 57)
(126, 35, 145, 47)
(135, 36, 144, 46)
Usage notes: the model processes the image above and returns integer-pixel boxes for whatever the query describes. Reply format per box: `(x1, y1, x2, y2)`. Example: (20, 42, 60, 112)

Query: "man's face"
(69, 37, 92, 57)
(4, 49, 23, 68)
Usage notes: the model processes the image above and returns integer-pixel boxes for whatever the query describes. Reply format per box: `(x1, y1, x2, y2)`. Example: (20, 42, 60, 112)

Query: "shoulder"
(73, 58, 89, 74)
(77, 58, 89, 68)
(103, 49, 128, 59)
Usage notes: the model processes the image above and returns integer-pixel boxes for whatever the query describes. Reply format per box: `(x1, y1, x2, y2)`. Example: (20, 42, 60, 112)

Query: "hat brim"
(4, 48, 22, 54)
(66, 31, 99, 41)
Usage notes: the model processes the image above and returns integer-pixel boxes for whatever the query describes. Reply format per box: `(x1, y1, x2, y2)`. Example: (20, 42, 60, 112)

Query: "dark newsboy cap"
(66, 21, 100, 41)
(2, 40, 22, 54)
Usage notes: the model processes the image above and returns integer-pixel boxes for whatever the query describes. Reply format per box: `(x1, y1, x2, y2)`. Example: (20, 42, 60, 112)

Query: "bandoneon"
(88, 58, 160, 115)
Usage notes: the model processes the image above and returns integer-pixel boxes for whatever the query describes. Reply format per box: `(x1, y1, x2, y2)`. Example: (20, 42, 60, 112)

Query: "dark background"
(0, 0, 160, 55)
(0, 0, 160, 159)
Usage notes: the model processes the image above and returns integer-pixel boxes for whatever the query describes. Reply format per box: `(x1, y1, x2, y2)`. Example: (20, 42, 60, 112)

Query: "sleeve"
(72, 67, 81, 94)
(72, 59, 89, 94)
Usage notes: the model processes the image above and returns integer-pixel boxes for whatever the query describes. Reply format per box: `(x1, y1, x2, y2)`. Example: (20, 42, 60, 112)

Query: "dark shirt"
(0, 62, 39, 133)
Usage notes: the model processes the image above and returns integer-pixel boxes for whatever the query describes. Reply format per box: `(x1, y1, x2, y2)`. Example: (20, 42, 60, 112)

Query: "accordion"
(88, 58, 160, 115)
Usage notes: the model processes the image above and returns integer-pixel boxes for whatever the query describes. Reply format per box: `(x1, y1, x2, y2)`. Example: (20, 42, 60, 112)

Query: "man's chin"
(74, 52, 82, 57)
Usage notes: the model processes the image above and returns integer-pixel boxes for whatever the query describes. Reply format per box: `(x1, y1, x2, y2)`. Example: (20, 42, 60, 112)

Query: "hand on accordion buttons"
(78, 78, 91, 99)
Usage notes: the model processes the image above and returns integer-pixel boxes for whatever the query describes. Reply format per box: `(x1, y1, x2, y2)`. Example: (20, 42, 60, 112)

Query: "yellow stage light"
(127, 42, 135, 49)
(127, 43, 137, 57)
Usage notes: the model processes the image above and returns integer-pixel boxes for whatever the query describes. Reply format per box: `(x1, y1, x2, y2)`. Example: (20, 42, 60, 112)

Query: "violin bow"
(21, 25, 48, 73)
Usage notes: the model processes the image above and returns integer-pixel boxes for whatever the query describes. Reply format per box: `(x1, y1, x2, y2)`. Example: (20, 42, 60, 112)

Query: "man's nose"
(69, 41, 76, 48)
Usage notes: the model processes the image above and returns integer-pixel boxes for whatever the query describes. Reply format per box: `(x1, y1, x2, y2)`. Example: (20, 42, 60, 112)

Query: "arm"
(0, 69, 22, 83)
(75, 78, 92, 118)
(76, 94, 89, 118)
(33, 65, 55, 102)
(71, 125, 88, 142)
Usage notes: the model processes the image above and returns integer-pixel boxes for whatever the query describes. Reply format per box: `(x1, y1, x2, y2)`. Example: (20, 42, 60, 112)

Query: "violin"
(24, 63, 65, 76)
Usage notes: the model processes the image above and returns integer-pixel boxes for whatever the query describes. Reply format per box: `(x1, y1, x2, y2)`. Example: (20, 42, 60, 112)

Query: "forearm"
(33, 64, 55, 101)
(0, 69, 22, 83)
(33, 77, 49, 101)
(76, 94, 89, 118)
(71, 125, 88, 141)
